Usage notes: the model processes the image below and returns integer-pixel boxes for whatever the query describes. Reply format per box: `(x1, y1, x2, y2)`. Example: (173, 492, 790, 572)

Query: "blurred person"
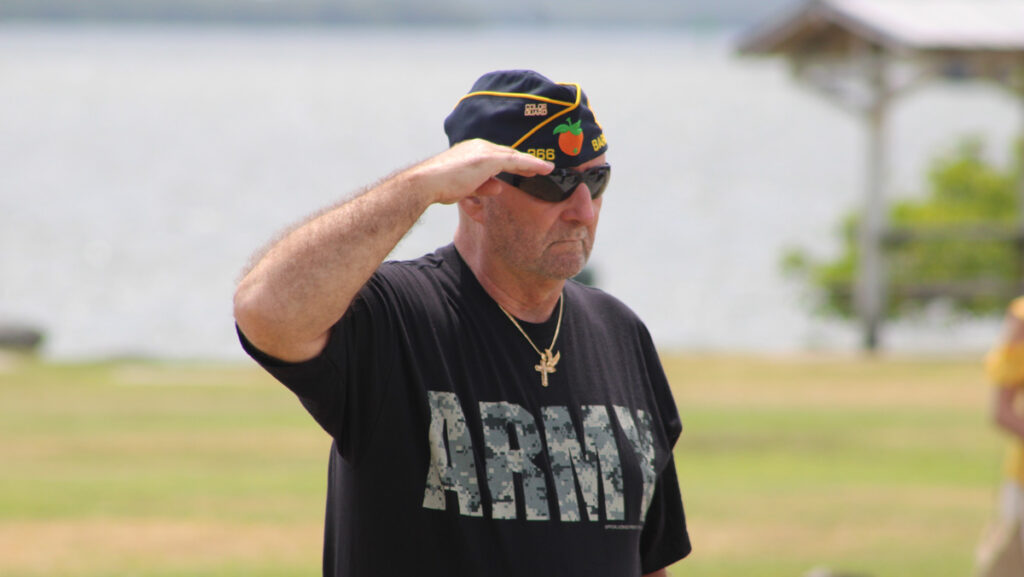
(977, 297, 1024, 576)
(233, 69, 691, 577)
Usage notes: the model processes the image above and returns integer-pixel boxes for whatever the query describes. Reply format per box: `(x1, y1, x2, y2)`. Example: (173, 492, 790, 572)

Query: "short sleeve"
(639, 456, 691, 573)
(237, 276, 397, 464)
(635, 320, 691, 571)
(985, 344, 1024, 389)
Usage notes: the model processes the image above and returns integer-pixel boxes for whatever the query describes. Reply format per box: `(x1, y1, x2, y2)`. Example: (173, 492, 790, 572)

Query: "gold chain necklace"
(497, 294, 563, 388)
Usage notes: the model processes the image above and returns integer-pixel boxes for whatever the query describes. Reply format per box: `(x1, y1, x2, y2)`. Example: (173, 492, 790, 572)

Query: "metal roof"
(738, 0, 1024, 55)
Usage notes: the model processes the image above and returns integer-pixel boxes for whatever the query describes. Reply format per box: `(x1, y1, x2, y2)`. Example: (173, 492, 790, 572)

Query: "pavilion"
(738, 0, 1024, 350)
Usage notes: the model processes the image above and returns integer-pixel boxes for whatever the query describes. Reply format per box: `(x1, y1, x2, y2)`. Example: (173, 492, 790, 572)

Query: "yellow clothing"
(976, 297, 1024, 577)
(986, 343, 1024, 485)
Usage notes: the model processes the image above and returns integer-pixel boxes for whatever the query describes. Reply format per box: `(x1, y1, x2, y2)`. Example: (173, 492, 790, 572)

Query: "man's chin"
(546, 253, 590, 280)
(535, 238, 590, 278)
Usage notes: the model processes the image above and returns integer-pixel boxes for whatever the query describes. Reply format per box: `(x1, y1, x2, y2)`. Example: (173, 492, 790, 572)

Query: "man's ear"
(458, 195, 486, 223)
(459, 178, 500, 223)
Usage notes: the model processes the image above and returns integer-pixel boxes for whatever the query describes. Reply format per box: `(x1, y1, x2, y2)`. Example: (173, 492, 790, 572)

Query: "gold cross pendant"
(534, 349, 561, 387)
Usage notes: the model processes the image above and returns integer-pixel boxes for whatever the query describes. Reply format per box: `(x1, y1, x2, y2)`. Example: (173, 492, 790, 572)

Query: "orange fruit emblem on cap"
(553, 118, 583, 156)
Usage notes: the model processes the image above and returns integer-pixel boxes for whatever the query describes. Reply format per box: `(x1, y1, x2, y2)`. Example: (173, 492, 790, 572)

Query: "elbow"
(991, 392, 1024, 438)
(994, 406, 1019, 435)
(993, 410, 1012, 434)
(233, 280, 275, 349)
(233, 282, 257, 330)
(232, 280, 329, 363)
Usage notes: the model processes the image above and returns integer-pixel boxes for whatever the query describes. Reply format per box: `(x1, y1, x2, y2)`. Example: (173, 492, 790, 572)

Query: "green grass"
(0, 352, 1007, 576)
(667, 353, 1002, 577)
(0, 359, 326, 577)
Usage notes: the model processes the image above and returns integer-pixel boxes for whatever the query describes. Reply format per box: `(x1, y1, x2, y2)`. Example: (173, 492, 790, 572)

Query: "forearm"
(233, 140, 552, 362)
(234, 168, 434, 362)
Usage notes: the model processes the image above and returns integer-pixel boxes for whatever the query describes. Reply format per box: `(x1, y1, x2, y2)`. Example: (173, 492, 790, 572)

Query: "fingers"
(458, 138, 553, 178)
(471, 144, 551, 199)
(499, 147, 554, 177)
(418, 139, 554, 205)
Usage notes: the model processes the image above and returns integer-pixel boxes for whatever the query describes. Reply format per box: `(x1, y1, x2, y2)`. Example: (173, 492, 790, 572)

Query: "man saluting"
(234, 69, 691, 577)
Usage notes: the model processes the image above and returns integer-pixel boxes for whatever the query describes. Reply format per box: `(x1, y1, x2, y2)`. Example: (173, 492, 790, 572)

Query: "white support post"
(1018, 65, 1024, 294)
(857, 49, 890, 352)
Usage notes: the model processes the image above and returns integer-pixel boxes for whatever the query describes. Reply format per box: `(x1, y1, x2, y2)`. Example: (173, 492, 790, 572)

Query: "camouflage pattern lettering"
(421, 392, 659, 526)
(480, 401, 550, 520)
(614, 406, 657, 518)
(422, 391, 483, 517)
(542, 406, 602, 521)
(581, 405, 625, 521)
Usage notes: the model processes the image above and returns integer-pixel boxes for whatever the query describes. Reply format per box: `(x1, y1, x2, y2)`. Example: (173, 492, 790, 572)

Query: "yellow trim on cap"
(454, 83, 583, 150)
(456, 90, 575, 108)
(511, 83, 581, 148)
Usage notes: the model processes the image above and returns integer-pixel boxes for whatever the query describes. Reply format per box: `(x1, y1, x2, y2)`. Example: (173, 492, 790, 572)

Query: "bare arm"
(993, 386, 1024, 440)
(233, 139, 552, 362)
(990, 306, 1024, 441)
(643, 569, 668, 577)
(991, 307, 1024, 442)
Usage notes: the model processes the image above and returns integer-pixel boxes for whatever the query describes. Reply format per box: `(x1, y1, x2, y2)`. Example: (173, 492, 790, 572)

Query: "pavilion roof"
(738, 0, 1024, 56)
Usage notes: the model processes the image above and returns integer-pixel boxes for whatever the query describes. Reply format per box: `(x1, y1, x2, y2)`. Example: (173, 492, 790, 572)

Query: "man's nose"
(561, 183, 597, 224)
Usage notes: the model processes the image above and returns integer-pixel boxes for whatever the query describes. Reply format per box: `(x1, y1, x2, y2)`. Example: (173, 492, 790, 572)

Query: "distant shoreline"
(0, 16, 747, 32)
(0, 0, 784, 30)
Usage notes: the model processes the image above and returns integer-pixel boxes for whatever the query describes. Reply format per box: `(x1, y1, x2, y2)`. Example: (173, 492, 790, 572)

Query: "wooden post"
(1018, 63, 1024, 296)
(854, 48, 890, 352)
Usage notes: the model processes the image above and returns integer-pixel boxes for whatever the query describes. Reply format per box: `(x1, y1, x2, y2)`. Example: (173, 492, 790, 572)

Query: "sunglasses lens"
(519, 175, 573, 202)
(583, 166, 611, 199)
(498, 164, 611, 203)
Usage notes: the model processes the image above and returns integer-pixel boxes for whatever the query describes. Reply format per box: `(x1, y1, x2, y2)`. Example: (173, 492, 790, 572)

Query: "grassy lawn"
(0, 352, 1005, 576)
(0, 359, 325, 577)
(666, 353, 1001, 577)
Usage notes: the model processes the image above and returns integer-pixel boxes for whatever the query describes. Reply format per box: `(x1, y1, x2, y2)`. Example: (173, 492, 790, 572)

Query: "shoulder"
(369, 245, 459, 297)
(564, 279, 656, 347)
(986, 343, 1024, 389)
(566, 279, 644, 325)
(986, 297, 1024, 388)
(355, 244, 477, 323)
(377, 247, 449, 281)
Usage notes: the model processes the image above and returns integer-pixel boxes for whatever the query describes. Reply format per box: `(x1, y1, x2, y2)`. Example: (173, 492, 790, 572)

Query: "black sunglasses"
(495, 164, 611, 203)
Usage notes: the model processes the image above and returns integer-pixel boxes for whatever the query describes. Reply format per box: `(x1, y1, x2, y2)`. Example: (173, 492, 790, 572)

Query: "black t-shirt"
(240, 244, 691, 577)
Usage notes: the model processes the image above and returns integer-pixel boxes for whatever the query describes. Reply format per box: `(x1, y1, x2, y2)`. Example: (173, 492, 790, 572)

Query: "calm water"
(1, 24, 1019, 360)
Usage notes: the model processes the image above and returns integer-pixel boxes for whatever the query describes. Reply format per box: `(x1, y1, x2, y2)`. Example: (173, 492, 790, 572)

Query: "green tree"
(783, 136, 1023, 319)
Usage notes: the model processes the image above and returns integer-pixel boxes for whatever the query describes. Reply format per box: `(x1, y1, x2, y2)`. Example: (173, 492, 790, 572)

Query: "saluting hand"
(410, 139, 553, 205)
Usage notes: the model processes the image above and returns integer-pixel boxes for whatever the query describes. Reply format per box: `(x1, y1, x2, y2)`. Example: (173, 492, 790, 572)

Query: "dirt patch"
(0, 518, 321, 574)
(662, 353, 988, 410)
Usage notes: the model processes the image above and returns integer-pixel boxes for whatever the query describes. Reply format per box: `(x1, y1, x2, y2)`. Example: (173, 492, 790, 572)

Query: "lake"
(1, 23, 1019, 359)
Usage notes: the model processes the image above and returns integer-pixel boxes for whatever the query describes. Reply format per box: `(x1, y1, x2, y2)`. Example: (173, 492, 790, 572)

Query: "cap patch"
(524, 103, 548, 117)
(553, 117, 583, 156)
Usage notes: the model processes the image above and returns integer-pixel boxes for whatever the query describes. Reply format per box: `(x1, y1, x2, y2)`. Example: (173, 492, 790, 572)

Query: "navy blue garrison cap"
(444, 70, 608, 168)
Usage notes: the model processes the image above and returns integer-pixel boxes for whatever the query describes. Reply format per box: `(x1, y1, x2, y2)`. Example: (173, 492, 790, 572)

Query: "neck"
(454, 235, 564, 323)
